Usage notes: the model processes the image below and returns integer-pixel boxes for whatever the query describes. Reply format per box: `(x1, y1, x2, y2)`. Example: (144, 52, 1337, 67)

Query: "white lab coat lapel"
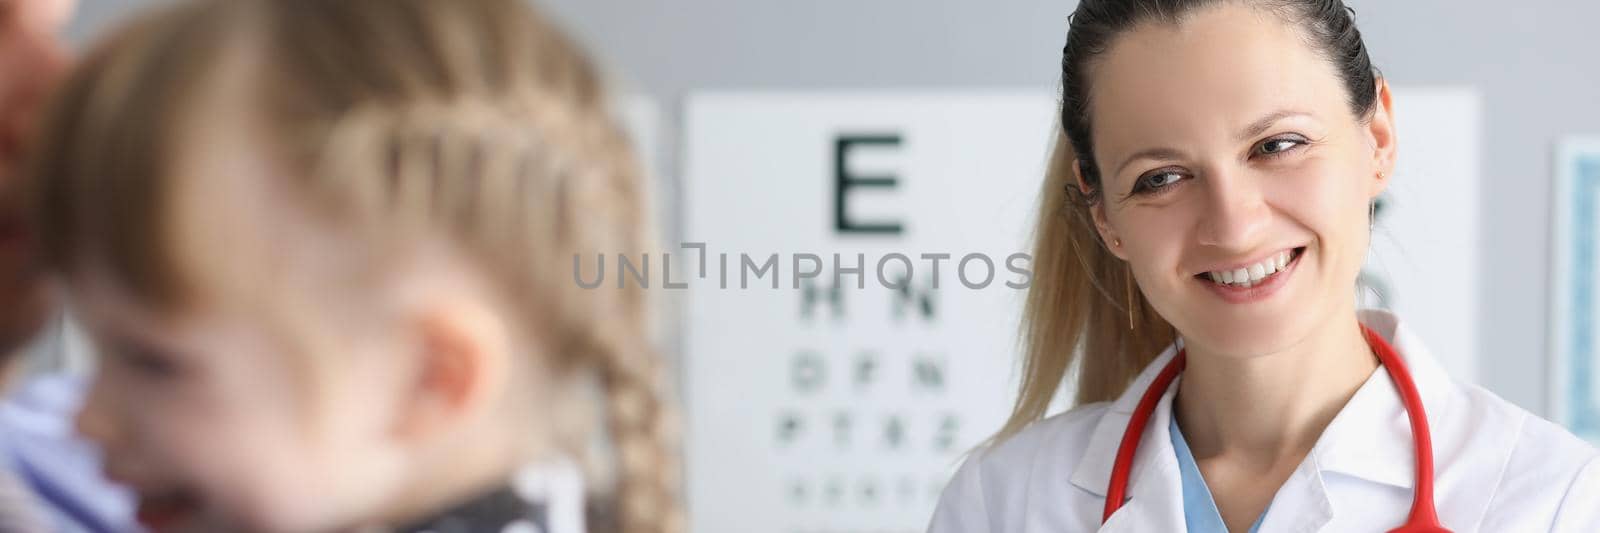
(1302, 310, 1509, 530)
(1248, 310, 1463, 532)
(1244, 313, 1418, 532)
(1251, 447, 1336, 532)
(1314, 310, 1452, 488)
(1065, 310, 1483, 532)
(1066, 347, 1186, 532)
(1252, 309, 1491, 531)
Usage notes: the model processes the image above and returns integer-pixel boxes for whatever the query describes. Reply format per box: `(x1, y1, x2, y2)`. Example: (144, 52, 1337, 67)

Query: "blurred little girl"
(27, 0, 680, 531)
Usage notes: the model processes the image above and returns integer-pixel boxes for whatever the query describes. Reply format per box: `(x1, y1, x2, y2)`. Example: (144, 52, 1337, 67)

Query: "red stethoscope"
(1101, 325, 1451, 532)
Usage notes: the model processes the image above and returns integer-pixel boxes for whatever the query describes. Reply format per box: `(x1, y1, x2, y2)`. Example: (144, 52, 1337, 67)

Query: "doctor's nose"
(1195, 170, 1271, 251)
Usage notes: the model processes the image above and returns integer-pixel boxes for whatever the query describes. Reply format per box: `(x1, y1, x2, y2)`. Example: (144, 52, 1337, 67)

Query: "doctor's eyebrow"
(1237, 109, 1315, 141)
(1110, 146, 1186, 180)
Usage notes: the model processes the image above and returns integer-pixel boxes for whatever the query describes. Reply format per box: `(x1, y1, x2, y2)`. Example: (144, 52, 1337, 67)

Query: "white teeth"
(1206, 250, 1295, 288)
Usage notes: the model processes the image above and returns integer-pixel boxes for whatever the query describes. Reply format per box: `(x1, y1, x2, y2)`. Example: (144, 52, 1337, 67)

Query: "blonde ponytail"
(992, 131, 1174, 444)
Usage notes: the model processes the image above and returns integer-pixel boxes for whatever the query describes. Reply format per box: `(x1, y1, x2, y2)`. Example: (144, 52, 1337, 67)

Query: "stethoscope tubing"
(1100, 325, 1449, 532)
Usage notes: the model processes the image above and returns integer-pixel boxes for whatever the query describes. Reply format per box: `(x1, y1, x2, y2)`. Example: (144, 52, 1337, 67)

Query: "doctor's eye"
(1252, 135, 1309, 159)
(1130, 169, 1190, 197)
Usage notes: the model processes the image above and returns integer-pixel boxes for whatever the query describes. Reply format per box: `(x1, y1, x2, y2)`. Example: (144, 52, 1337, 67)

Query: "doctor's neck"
(1172, 309, 1379, 460)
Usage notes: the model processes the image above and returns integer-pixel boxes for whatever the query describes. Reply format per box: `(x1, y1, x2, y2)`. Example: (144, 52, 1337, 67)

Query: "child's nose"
(73, 376, 123, 449)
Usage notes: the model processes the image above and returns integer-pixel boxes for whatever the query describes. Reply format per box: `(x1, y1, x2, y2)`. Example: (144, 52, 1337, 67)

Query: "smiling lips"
(1203, 249, 1294, 288)
(1197, 247, 1306, 288)
(1192, 247, 1305, 304)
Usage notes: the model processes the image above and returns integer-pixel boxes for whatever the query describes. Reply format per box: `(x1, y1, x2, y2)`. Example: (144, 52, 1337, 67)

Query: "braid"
(592, 334, 684, 533)
(307, 88, 686, 532)
(262, 0, 689, 528)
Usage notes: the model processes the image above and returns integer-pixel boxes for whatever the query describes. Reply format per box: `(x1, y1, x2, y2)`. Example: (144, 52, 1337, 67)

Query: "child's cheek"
(201, 445, 326, 533)
(154, 400, 308, 532)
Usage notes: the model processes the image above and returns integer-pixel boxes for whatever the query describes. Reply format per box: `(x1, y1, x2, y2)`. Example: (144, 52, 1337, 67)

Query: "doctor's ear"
(1366, 77, 1398, 198)
(1075, 158, 1125, 259)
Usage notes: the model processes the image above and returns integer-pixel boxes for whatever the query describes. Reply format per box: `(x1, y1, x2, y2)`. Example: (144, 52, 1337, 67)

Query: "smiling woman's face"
(1084, 3, 1396, 357)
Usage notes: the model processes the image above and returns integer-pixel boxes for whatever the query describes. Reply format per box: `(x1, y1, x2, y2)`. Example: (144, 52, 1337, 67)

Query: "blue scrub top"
(1169, 412, 1269, 533)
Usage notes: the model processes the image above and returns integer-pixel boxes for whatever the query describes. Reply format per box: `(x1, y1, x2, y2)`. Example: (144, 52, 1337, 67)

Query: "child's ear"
(391, 298, 511, 441)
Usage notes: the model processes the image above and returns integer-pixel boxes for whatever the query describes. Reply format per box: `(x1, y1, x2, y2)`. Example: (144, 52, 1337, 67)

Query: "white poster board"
(679, 88, 1482, 533)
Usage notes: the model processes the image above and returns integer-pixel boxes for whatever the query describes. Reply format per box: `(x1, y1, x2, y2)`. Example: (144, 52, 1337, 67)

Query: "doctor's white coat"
(928, 311, 1600, 532)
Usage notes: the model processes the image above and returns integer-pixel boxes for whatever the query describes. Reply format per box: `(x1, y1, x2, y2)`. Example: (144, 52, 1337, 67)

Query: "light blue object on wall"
(1550, 139, 1600, 443)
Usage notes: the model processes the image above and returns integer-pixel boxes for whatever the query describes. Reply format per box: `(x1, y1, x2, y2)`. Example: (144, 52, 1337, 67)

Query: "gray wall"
(67, 0, 1600, 416)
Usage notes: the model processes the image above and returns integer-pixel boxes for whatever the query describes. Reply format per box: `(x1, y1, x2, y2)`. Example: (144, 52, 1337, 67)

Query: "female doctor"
(929, 1, 1600, 531)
